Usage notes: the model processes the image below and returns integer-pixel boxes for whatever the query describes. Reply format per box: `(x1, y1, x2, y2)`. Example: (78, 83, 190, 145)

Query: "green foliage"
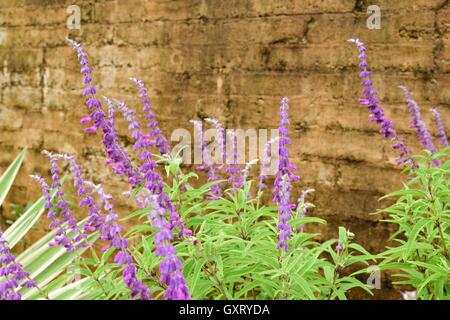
(78, 155, 374, 300)
(7, 147, 449, 300)
(377, 148, 450, 300)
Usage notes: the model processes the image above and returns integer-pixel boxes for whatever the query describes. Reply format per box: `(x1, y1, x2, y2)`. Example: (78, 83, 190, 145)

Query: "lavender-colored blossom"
(113, 99, 191, 239)
(68, 41, 190, 300)
(202, 118, 227, 198)
(273, 97, 299, 203)
(144, 193, 190, 300)
(65, 156, 103, 233)
(335, 240, 343, 252)
(1, 230, 36, 300)
(276, 175, 292, 252)
(130, 78, 169, 155)
(205, 118, 226, 164)
(348, 38, 415, 168)
(242, 159, 259, 183)
(34, 152, 152, 300)
(85, 181, 152, 300)
(272, 98, 298, 252)
(110, 98, 191, 299)
(296, 189, 315, 232)
(68, 39, 141, 188)
(32, 151, 87, 252)
(430, 108, 449, 147)
(400, 86, 437, 154)
(191, 120, 223, 199)
(225, 130, 244, 191)
(258, 136, 279, 191)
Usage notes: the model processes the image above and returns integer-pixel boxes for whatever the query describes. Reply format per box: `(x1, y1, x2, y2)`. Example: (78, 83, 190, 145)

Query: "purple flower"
(191, 120, 223, 199)
(68, 39, 141, 188)
(275, 175, 292, 252)
(272, 97, 298, 252)
(273, 97, 299, 203)
(399, 86, 437, 154)
(32, 151, 86, 252)
(296, 189, 315, 232)
(143, 193, 191, 300)
(430, 108, 448, 147)
(225, 130, 244, 191)
(242, 159, 259, 184)
(348, 38, 415, 168)
(34, 152, 152, 300)
(113, 99, 191, 240)
(258, 136, 279, 191)
(84, 180, 152, 300)
(200, 118, 228, 198)
(335, 240, 343, 252)
(130, 78, 169, 155)
(109, 98, 191, 299)
(0, 230, 36, 300)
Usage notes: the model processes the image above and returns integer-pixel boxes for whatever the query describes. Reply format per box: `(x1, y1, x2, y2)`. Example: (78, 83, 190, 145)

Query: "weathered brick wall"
(0, 0, 449, 261)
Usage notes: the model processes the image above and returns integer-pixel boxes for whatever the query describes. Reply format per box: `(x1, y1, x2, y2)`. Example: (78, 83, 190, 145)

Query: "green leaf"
(0, 148, 26, 207)
(3, 192, 55, 249)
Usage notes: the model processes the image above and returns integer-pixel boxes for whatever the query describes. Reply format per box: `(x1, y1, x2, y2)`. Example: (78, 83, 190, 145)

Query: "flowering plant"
(1, 38, 448, 301)
(376, 148, 450, 299)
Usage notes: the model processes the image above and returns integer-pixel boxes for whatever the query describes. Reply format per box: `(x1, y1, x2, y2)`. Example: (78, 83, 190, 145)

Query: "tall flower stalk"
(399, 86, 437, 154)
(348, 38, 415, 167)
(258, 136, 279, 192)
(69, 39, 192, 300)
(273, 97, 299, 252)
(430, 108, 448, 147)
(191, 120, 222, 199)
(130, 78, 169, 155)
(296, 189, 315, 232)
(201, 118, 226, 198)
(113, 99, 191, 238)
(112, 98, 191, 299)
(34, 152, 152, 300)
(32, 151, 87, 252)
(225, 130, 244, 191)
(68, 39, 141, 187)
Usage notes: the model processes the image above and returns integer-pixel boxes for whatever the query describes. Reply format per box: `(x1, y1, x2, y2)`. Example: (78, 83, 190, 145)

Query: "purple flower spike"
(399, 86, 437, 154)
(112, 99, 191, 239)
(85, 181, 152, 300)
(144, 193, 191, 300)
(1, 230, 37, 300)
(348, 38, 415, 168)
(130, 78, 169, 156)
(275, 175, 292, 252)
(258, 136, 279, 191)
(225, 130, 244, 191)
(201, 118, 227, 199)
(273, 97, 298, 252)
(191, 120, 223, 199)
(273, 97, 299, 205)
(242, 159, 259, 183)
(68, 39, 141, 188)
(33, 151, 86, 252)
(296, 189, 315, 232)
(430, 108, 449, 147)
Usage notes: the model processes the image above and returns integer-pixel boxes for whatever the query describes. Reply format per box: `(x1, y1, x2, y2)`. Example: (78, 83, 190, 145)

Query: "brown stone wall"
(0, 0, 449, 261)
